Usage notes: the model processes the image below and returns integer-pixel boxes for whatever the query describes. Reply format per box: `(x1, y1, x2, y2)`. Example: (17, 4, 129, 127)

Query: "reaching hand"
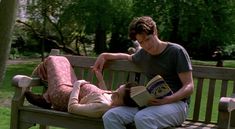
(73, 80, 88, 88)
(91, 54, 106, 73)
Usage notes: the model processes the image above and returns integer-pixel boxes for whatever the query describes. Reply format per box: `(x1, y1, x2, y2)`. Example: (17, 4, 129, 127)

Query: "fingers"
(92, 55, 105, 72)
(148, 97, 171, 106)
(78, 80, 87, 83)
(92, 63, 104, 73)
(148, 99, 160, 106)
(73, 80, 88, 88)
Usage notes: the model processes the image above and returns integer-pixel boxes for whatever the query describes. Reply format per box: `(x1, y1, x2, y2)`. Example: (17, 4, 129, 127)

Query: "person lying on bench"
(23, 56, 138, 118)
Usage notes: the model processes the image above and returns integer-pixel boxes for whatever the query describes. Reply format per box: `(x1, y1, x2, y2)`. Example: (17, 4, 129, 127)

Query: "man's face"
(136, 33, 156, 55)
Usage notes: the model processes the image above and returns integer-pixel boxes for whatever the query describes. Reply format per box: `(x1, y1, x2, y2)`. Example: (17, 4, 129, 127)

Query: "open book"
(130, 75, 173, 107)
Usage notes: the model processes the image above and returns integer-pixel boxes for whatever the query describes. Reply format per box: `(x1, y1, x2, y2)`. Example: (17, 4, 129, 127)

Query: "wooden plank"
(74, 67, 84, 80)
(65, 55, 142, 73)
(193, 78, 203, 121)
(86, 68, 94, 83)
(233, 81, 235, 94)
(139, 74, 146, 85)
(104, 70, 114, 90)
(192, 65, 235, 80)
(19, 106, 104, 129)
(220, 80, 228, 97)
(205, 79, 216, 123)
(128, 72, 136, 82)
(65, 56, 96, 69)
(117, 71, 127, 84)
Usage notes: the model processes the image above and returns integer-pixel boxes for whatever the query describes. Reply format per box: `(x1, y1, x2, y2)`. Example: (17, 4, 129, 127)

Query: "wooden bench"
(10, 55, 235, 129)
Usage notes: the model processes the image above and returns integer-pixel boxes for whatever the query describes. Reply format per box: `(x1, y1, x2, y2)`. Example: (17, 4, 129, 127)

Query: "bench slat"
(220, 80, 228, 97)
(74, 67, 85, 80)
(193, 78, 203, 121)
(205, 79, 216, 123)
(233, 81, 235, 94)
(66, 55, 142, 72)
(128, 72, 137, 82)
(117, 71, 127, 84)
(104, 70, 114, 90)
(192, 65, 235, 80)
(86, 68, 94, 82)
(139, 74, 146, 85)
(19, 106, 104, 129)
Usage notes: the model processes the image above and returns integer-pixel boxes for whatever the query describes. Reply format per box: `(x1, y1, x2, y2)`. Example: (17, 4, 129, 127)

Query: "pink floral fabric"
(34, 56, 104, 111)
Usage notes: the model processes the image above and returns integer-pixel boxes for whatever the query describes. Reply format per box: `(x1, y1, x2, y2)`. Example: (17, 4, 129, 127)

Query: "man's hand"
(91, 54, 106, 73)
(148, 96, 172, 106)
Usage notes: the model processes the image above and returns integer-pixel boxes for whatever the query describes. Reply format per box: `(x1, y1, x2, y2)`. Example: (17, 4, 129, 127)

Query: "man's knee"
(134, 111, 150, 123)
(103, 109, 118, 122)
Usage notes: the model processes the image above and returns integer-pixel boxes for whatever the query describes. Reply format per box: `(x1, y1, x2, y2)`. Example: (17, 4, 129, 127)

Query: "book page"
(130, 86, 146, 96)
(131, 86, 154, 107)
(146, 75, 172, 98)
(130, 75, 173, 107)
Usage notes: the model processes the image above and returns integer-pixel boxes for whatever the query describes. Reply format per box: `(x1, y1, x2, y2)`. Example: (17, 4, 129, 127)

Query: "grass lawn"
(0, 59, 234, 129)
(0, 60, 63, 129)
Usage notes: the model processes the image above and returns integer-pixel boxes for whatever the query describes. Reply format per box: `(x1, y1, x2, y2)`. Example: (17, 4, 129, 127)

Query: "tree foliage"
(13, 0, 235, 59)
(132, 0, 235, 59)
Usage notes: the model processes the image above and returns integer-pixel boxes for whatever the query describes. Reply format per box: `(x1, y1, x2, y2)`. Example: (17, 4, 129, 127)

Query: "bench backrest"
(65, 55, 235, 125)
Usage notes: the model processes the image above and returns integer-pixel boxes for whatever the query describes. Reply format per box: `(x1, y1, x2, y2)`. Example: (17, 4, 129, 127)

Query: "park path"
(7, 58, 41, 65)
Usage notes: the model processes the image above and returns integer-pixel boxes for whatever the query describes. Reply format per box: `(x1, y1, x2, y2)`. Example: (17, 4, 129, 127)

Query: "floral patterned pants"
(33, 56, 103, 111)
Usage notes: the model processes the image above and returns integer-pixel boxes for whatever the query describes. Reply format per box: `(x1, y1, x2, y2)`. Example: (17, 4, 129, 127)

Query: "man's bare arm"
(92, 53, 132, 72)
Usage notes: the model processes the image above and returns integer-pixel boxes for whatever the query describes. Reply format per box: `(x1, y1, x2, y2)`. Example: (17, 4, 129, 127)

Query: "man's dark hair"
(123, 82, 139, 107)
(128, 16, 157, 41)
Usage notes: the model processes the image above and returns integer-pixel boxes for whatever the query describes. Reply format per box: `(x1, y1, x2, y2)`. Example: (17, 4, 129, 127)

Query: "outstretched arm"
(94, 70, 107, 90)
(92, 53, 132, 73)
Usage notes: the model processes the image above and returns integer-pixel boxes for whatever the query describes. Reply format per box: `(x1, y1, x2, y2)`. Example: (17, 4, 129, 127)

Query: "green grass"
(0, 107, 11, 129)
(192, 60, 235, 68)
(0, 61, 63, 129)
(187, 79, 234, 123)
(0, 59, 235, 129)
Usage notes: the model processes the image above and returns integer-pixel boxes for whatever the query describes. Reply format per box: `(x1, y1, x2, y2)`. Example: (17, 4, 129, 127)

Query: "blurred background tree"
(11, 0, 235, 60)
(0, 0, 18, 86)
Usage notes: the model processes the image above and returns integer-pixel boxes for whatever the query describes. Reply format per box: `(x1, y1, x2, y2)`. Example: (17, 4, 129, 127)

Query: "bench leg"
(218, 111, 231, 129)
(19, 122, 35, 129)
(231, 111, 235, 128)
(39, 125, 49, 129)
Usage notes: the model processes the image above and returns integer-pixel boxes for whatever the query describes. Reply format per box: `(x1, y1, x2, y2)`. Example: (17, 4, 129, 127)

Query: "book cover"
(130, 75, 173, 107)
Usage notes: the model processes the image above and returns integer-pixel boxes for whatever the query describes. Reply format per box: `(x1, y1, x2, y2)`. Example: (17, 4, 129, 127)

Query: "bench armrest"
(11, 75, 43, 105)
(12, 75, 41, 87)
(218, 94, 235, 129)
(219, 94, 235, 112)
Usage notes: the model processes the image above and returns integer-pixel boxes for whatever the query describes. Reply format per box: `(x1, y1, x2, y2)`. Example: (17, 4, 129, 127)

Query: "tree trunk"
(0, 0, 18, 87)
(169, 1, 180, 43)
(94, 24, 107, 54)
